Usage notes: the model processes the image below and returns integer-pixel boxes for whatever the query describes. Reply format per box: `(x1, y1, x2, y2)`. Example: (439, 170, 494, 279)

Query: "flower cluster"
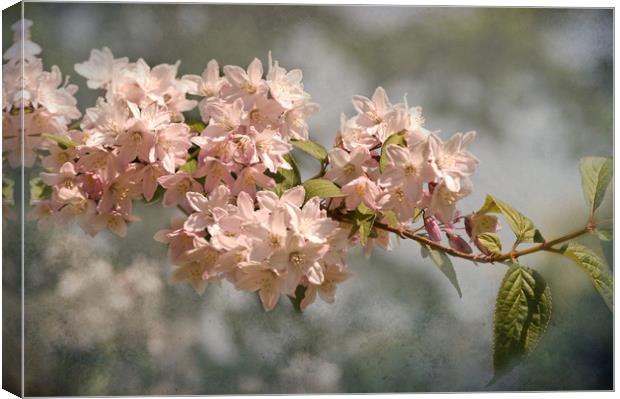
(179, 54, 319, 199)
(2, 19, 80, 168)
(154, 185, 350, 311)
(325, 87, 483, 251)
(28, 43, 197, 236)
(16, 19, 496, 310)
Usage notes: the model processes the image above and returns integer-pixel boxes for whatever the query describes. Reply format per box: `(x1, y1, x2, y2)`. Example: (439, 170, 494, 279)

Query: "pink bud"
(447, 232, 473, 254)
(424, 216, 442, 242)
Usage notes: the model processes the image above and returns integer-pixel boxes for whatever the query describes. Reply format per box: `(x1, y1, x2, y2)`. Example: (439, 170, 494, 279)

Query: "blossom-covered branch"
(2, 19, 613, 383)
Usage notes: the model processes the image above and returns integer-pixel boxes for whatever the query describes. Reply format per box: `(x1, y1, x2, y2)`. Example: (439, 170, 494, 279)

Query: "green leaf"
(349, 205, 376, 246)
(381, 210, 400, 229)
(561, 243, 613, 311)
(302, 178, 345, 202)
(592, 219, 613, 241)
(477, 232, 502, 255)
(179, 159, 198, 173)
(290, 139, 328, 162)
(288, 284, 307, 314)
(579, 157, 613, 215)
(492, 264, 552, 382)
(41, 133, 76, 149)
(379, 131, 406, 172)
(478, 195, 540, 245)
(186, 120, 206, 133)
(29, 177, 52, 204)
(265, 153, 302, 196)
(145, 185, 165, 205)
(422, 244, 462, 298)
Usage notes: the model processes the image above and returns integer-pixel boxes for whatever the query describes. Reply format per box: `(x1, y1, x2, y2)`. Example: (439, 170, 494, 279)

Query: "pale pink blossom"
(324, 147, 373, 186)
(158, 171, 203, 211)
(341, 176, 382, 210)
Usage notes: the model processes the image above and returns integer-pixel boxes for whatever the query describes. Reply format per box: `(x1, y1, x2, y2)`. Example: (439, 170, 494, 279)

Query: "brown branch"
(330, 211, 593, 265)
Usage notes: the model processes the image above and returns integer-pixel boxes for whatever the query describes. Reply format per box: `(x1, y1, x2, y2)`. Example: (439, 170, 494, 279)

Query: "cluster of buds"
(2, 19, 80, 168)
(154, 185, 350, 311)
(325, 87, 484, 252)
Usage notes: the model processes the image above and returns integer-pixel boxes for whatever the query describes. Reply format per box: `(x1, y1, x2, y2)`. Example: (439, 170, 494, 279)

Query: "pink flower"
(154, 123, 193, 173)
(158, 171, 203, 211)
(300, 263, 350, 310)
(193, 158, 235, 193)
(252, 128, 292, 173)
(378, 142, 430, 204)
(222, 58, 268, 106)
(183, 185, 232, 232)
(235, 263, 286, 311)
(154, 217, 206, 263)
(268, 235, 328, 292)
(341, 176, 382, 210)
(427, 131, 479, 192)
(324, 147, 373, 186)
(266, 55, 306, 109)
(428, 178, 473, 224)
(231, 165, 275, 198)
(183, 59, 225, 98)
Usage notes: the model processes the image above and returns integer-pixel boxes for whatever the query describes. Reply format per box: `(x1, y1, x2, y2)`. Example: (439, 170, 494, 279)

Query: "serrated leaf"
(422, 244, 462, 298)
(477, 232, 502, 255)
(579, 157, 613, 215)
(478, 195, 538, 245)
(41, 133, 76, 149)
(302, 178, 345, 202)
(265, 153, 301, 196)
(595, 227, 613, 241)
(290, 139, 328, 162)
(492, 264, 552, 382)
(562, 243, 613, 311)
(179, 159, 198, 173)
(379, 131, 406, 172)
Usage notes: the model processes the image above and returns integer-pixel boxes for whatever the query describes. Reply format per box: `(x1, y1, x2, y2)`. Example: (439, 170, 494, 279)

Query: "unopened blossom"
(424, 216, 443, 242)
(447, 232, 473, 254)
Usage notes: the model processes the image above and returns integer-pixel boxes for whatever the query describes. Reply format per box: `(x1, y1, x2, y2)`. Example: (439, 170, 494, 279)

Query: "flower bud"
(447, 232, 473, 254)
(424, 216, 442, 242)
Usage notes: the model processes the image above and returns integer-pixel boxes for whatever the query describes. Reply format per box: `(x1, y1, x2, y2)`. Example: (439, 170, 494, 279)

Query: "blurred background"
(2, 3, 613, 395)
